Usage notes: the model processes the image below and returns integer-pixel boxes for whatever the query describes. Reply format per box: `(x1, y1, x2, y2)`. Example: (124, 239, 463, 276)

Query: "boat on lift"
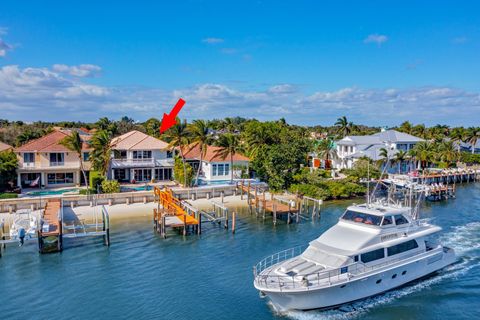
(253, 199, 456, 311)
(9, 209, 38, 242)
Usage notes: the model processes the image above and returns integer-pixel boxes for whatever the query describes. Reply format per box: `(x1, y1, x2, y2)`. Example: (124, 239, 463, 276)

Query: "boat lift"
(0, 197, 110, 258)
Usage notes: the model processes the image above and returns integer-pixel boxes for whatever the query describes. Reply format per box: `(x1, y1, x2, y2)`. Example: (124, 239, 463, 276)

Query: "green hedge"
(89, 170, 105, 190)
(0, 193, 18, 199)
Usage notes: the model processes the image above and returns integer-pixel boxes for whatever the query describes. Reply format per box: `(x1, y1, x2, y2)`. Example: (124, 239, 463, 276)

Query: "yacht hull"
(259, 249, 456, 311)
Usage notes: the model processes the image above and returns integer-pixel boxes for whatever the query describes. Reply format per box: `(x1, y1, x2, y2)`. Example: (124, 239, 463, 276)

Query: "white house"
(182, 144, 250, 183)
(332, 129, 424, 173)
(109, 130, 174, 183)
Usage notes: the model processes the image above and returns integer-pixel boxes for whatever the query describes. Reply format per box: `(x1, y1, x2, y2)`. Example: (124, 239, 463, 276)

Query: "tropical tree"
(316, 139, 336, 167)
(409, 141, 434, 169)
(438, 141, 459, 166)
(378, 147, 390, 169)
(244, 123, 273, 159)
(188, 120, 211, 185)
(214, 133, 243, 183)
(61, 130, 88, 187)
(466, 127, 480, 154)
(398, 121, 413, 134)
(143, 118, 161, 138)
(450, 127, 467, 152)
(90, 130, 113, 176)
(393, 150, 407, 173)
(335, 116, 355, 138)
(164, 119, 190, 186)
(95, 117, 117, 134)
(0, 150, 18, 191)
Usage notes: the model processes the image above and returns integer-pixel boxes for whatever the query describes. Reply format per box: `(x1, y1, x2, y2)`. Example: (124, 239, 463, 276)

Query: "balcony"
(110, 158, 174, 169)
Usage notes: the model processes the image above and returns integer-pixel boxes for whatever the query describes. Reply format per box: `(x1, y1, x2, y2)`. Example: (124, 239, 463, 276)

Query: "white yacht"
(253, 200, 456, 311)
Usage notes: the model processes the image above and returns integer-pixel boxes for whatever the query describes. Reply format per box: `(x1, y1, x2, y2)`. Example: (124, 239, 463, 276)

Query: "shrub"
(173, 157, 194, 187)
(101, 180, 120, 194)
(89, 171, 105, 190)
(0, 192, 18, 199)
(79, 188, 97, 195)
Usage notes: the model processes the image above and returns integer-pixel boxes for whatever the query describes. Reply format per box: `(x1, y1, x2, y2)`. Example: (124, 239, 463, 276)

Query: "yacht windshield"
(341, 210, 382, 226)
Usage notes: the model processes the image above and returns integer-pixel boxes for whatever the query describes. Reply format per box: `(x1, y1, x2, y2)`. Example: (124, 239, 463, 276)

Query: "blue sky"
(1, 1, 479, 126)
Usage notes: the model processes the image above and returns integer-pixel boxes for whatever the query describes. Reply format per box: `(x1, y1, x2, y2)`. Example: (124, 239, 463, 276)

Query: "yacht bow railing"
(253, 245, 307, 277)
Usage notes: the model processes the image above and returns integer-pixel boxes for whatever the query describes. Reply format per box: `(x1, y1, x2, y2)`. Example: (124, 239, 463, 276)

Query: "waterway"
(1, 184, 479, 319)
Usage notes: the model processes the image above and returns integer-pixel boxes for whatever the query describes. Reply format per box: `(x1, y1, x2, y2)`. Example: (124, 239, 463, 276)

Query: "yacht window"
(387, 240, 419, 256)
(394, 215, 409, 225)
(341, 210, 382, 226)
(360, 248, 385, 263)
(354, 255, 359, 262)
(382, 216, 393, 226)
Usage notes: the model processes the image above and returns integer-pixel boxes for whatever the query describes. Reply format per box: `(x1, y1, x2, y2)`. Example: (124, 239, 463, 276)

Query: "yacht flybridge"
(253, 200, 456, 311)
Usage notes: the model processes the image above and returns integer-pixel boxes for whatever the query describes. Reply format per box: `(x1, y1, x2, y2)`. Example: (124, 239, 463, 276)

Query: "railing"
(113, 158, 155, 163)
(253, 244, 444, 291)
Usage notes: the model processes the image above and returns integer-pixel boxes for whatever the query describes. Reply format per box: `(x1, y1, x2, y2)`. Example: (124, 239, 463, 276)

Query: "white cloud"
(202, 37, 224, 44)
(1, 63, 480, 126)
(364, 34, 388, 46)
(52, 64, 102, 77)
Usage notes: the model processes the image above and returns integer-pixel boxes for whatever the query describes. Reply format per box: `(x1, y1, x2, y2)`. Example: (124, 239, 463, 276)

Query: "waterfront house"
(0, 141, 13, 152)
(332, 129, 424, 173)
(182, 144, 250, 183)
(109, 130, 174, 183)
(15, 129, 92, 188)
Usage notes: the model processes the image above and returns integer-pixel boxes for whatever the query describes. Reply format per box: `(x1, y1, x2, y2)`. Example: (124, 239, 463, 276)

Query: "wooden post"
(198, 212, 202, 235)
(183, 215, 187, 236)
(224, 209, 229, 229)
(273, 202, 277, 225)
(232, 211, 236, 234)
(254, 187, 258, 209)
(221, 191, 224, 203)
(287, 202, 291, 224)
(153, 208, 157, 231)
(240, 181, 244, 200)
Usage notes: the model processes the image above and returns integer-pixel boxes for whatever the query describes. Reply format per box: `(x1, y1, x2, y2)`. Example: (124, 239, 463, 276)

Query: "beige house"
(15, 130, 92, 188)
(109, 130, 174, 183)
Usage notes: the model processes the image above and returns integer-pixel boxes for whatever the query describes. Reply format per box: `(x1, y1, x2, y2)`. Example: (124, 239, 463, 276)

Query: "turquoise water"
(1, 184, 480, 319)
(121, 185, 153, 192)
(26, 188, 80, 197)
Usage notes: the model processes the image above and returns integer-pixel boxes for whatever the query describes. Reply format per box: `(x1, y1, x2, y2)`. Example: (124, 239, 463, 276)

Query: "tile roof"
(337, 130, 423, 146)
(0, 141, 12, 152)
(111, 130, 169, 150)
(182, 144, 250, 162)
(15, 130, 91, 152)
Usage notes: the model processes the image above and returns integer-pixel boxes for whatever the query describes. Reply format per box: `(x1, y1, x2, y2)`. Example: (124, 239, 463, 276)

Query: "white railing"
(253, 245, 444, 291)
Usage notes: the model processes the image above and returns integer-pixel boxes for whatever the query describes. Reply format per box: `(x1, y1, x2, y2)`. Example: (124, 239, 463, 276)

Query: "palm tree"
(398, 121, 413, 134)
(214, 133, 243, 183)
(335, 116, 353, 138)
(188, 120, 211, 186)
(90, 130, 113, 176)
(450, 127, 467, 152)
(393, 150, 407, 173)
(378, 147, 390, 170)
(61, 131, 88, 187)
(466, 127, 480, 154)
(410, 141, 434, 169)
(316, 139, 336, 168)
(245, 125, 272, 159)
(164, 119, 190, 186)
(438, 141, 459, 166)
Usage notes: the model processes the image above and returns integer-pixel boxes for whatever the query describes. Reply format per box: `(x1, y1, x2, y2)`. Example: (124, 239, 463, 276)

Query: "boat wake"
(273, 222, 480, 320)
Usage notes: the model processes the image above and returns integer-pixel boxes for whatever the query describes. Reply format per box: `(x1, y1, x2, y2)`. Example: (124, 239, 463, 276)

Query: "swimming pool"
(26, 188, 80, 197)
(120, 185, 153, 192)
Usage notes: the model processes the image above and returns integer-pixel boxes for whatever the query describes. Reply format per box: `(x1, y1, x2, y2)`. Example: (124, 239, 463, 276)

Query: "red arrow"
(160, 98, 186, 133)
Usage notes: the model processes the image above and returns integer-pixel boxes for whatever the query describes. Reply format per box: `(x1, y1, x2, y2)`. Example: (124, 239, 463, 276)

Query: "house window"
(23, 153, 35, 163)
(47, 172, 74, 184)
(154, 168, 173, 181)
(114, 150, 127, 159)
(83, 152, 90, 161)
(49, 153, 64, 166)
(133, 150, 152, 159)
(224, 163, 230, 176)
(360, 248, 385, 263)
(212, 164, 217, 176)
(166, 151, 173, 158)
(133, 169, 152, 182)
(114, 169, 127, 181)
(217, 164, 225, 176)
(387, 240, 419, 257)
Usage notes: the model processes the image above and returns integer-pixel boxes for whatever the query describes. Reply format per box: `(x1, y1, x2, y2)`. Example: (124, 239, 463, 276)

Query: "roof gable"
(15, 130, 91, 153)
(0, 141, 12, 152)
(182, 144, 250, 162)
(111, 130, 169, 150)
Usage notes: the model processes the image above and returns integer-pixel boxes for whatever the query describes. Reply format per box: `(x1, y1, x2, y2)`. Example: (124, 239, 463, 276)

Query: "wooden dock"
(38, 199, 63, 253)
(153, 187, 200, 237)
(236, 181, 322, 224)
